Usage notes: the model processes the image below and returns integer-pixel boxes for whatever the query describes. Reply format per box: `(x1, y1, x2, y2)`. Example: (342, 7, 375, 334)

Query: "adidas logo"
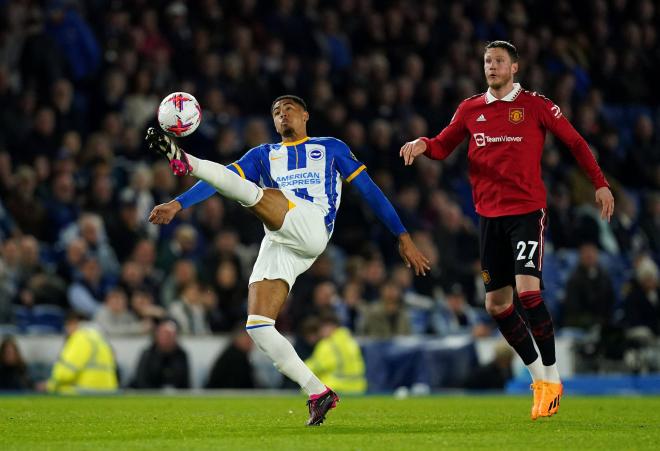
(476, 114, 487, 122)
(525, 260, 536, 268)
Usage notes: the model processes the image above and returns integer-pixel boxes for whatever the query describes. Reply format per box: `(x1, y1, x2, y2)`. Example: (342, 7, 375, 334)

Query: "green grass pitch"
(1, 394, 659, 450)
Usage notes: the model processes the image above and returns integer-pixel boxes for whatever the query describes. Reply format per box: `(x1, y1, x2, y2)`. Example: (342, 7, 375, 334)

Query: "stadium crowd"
(1, 0, 660, 387)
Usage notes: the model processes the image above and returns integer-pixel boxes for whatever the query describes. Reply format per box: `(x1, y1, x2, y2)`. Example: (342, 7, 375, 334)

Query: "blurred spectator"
(117, 260, 147, 299)
(623, 256, 660, 338)
(293, 317, 321, 362)
(94, 288, 148, 336)
(123, 69, 159, 133)
(547, 184, 578, 250)
(157, 224, 200, 274)
(19, 271, 68, 310)
(358, 280, 412, 338)
(624, 115, 660, 189)
(639, 193, 660, 256)
(305, 313, 366, 394)
(67, 256, 112, 318)
(432, 203, 480, 302)
(107, 189, 148, 263)
(208, 259, 246, 333)
(0, 336, 32, 391)
(168, 282, 211, 335)
(130, 290, 166, 324)
(44, 313, 118, 394)
(297, 281, 343, 327)
(44, 171, 78, 243)
(6, 166, 48, 239)
(0, 263, 13, 324)
(56, 237, 87, 285)
(23, 107, 58, 164)
(391, 263, 433, 334)
(45, 0, 101, 83)
(562, 243, 616, 329)
(463, 340, 514, 390)
(61, 213, 120, 277)
(130, 238, 163, 291)
(125, 166, 156, 228)
(337, 281, 366, 332)
(206, 329, 255, 389)
(132, 320, 190, 389)
(433, 284, 491, 337)
(82, 173, 115, 228)
(16, 235, 47, 285)
(160, 259, 198, 309)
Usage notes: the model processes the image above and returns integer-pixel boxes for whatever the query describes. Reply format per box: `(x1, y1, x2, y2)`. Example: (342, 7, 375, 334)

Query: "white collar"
(485, 83, 522, 104)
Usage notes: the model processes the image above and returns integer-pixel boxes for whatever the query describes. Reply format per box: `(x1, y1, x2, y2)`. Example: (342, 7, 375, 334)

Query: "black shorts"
(479, 209, 547, 292)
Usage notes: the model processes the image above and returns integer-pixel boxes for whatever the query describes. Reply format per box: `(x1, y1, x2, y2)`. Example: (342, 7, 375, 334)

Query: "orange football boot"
(538, 382, 563, 417)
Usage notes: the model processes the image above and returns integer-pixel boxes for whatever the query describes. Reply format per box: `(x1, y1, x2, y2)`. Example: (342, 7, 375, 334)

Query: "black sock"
(492, 303, 538, 365)
(520, 290, 556, 366)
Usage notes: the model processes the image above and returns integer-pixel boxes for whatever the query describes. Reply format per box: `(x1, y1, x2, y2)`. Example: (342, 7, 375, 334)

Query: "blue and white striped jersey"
(227, 136, 366, 233)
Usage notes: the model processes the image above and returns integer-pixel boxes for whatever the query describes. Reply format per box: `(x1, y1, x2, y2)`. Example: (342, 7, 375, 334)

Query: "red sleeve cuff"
(420, 137, 433, 158)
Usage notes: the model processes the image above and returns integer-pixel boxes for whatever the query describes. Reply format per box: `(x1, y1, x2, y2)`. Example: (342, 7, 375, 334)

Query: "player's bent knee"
(485, 293, 513, 316)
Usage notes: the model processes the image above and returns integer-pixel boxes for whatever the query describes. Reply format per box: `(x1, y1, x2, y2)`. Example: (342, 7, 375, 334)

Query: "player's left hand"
(149, 200, 183, 225)
(398, 233, 431, 276)
(595, 186, 614, 222)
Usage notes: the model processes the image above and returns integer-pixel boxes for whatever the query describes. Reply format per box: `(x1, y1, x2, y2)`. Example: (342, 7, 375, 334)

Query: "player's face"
(484, 48, 518, 89)
(272, 100, 309, 138)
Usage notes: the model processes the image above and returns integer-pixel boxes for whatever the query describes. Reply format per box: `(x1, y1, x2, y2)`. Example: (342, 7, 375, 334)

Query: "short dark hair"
(318, 311, 341, 327)
(485, 40, 519, 62)
(271, 95, 307, 113)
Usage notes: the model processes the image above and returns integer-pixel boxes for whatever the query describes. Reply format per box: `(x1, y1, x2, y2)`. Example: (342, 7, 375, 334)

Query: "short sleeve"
(333, 139, 366, 182)
(227, 146, 262, 183)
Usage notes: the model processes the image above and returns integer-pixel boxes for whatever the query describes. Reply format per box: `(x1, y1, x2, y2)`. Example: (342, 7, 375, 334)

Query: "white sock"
(245, 314, 326, 395)
(526, 357, 544, 383)
(544, 363, 561, 383)
(187, 154, 263, 207)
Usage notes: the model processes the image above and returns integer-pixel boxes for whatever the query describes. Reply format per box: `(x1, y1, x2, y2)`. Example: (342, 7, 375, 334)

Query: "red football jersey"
(421, 83, 609, 217)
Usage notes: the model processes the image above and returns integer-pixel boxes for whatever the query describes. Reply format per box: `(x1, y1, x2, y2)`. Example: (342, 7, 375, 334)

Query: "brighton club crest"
(508, 108, 524, 124)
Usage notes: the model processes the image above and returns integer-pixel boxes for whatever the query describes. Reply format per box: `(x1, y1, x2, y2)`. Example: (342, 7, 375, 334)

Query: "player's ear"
(303, 110, 309, 122)
(511, 61, 519, 76)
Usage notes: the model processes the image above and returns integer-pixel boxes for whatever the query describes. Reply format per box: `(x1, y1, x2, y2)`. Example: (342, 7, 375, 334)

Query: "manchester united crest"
(508, 108, 524, 124)
(481, 270, 491, 284)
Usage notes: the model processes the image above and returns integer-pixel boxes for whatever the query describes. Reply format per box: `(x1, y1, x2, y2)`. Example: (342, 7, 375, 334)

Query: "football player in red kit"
(400, 40, 614, 420)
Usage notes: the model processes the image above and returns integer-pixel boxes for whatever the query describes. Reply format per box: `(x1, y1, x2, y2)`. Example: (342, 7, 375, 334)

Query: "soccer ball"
(157, 92, 202, 137)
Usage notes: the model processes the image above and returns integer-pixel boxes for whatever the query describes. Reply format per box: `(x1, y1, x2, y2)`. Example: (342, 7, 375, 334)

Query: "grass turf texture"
(1, 395, 659, 450)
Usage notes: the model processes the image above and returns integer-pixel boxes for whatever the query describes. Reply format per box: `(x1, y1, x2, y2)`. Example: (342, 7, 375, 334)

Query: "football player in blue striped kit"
(146, 95, 430, 425)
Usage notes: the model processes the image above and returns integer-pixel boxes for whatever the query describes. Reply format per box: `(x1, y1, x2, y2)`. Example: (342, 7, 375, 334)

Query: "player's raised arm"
(538, 97, 615, 221)
(148, 144, 263, 225)
(149, 180, 216, 225)
(400, 102, 468, 165)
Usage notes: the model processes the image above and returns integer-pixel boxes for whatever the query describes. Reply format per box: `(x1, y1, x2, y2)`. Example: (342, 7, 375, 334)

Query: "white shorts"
(249, 193, 330, 290)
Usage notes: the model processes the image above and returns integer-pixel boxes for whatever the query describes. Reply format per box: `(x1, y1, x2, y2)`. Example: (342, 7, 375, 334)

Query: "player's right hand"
(399, 138, 427, 166)
(398, 233, 431, 276)
(149, 200, 182, 225)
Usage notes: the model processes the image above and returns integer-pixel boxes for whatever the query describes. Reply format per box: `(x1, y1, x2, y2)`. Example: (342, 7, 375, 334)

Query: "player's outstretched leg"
(519, 290, 563, 417)
(146, 127, 263, 207)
